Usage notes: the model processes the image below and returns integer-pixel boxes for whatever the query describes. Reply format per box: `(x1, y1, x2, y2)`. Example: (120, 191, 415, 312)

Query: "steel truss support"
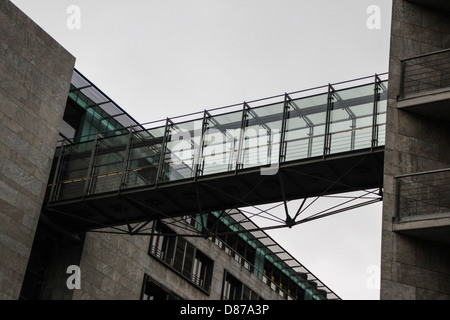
(80, 153, 382, 238)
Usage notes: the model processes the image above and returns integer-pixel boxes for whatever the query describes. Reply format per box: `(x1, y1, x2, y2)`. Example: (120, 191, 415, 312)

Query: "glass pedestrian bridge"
(45, 73, 388, 232)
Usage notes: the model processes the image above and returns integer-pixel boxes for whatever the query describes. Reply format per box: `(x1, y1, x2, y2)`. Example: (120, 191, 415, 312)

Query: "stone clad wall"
(381, 0, 450, 299)
(0, 0, 75, 299)
(73, 222, 286, 300)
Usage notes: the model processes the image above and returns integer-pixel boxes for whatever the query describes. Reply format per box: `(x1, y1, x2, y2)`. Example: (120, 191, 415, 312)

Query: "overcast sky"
(11, 0, 393, 300)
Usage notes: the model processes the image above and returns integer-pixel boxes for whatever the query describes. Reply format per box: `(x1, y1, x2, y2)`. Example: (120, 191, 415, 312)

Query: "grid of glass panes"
(52, 80, 387, 201)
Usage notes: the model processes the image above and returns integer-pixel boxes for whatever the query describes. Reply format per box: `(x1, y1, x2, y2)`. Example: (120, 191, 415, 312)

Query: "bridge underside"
(45, 147, 384, 232)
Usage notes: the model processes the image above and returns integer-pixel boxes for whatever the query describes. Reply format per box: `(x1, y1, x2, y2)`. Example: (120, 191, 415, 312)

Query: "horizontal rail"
(395, 168, 450, 221)
(400, 48, 450, 62)
(60, 73, 388, 144)
(395, 167, 450, 179)
(399, 49, 450, 99)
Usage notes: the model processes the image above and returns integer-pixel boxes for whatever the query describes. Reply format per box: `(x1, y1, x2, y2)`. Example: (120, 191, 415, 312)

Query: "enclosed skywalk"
(44, 73, 388, 232)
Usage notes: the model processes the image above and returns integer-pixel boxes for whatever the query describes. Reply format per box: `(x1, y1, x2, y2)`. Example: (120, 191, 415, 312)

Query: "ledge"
(394, 213, 450, 244)
(397, 88, 450, 122)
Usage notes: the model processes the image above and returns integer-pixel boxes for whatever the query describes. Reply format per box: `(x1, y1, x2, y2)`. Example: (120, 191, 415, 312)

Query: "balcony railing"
(399, 48, 450, 99)
(395, 168, 450, 221)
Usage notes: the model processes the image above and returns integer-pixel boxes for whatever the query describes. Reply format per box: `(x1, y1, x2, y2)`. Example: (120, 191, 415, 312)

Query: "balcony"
(398, 48, 450, 122)
(394, 168, 450, 244)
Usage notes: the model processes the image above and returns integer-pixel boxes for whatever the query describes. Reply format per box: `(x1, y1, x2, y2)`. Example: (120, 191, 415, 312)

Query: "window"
(221, 270, 261, 300)
(149, 221, 214, 293)
(192, 251, 213, 289)
(141, 274, 181, 300)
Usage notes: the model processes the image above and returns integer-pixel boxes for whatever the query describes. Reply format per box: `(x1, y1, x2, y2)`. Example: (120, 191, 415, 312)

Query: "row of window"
(148, 220, 264, 300)
(141, 270, 262, 301)
(148, 219, 320, 300)
(185, 213, 319, 300)
(149, 222, 213, 293)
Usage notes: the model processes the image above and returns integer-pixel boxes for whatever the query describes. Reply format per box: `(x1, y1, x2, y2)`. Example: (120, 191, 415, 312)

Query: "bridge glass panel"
(285, 92, 328, 160)
(376, 82, 388, 146)
(330, 83, 374, 154)
(202, 110, 243, 175)
(126, 126, 166, 187)
(242, 102, 284, 169)
(161, 119, 203, 182)
(56, 139, 97, 200)
(90, 134, 129, 194)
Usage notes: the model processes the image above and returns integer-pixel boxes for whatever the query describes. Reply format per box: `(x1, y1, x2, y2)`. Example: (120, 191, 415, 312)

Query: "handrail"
(395, 168, 450, 222)
(395, 167, 450, 179)
(400, 48, 450, 62)
(60, 72, 388, 144)
(399, 48, 450, 99)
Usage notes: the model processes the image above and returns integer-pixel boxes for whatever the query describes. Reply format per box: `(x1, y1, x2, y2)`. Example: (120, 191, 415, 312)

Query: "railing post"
(82, 133, 99, 198)
(371, 74, 381, 150)
(155, 118, 172, 186)
(235, 102, 249, 173)
(49, 140, 66, 203)
(279, 93, 291, 164)
(195, 110, 209, 180)
(118, 129, 134, 193)
(395, 177, 401, 222)
(323, 84, 334, 158)
(399, 59, 406, 99)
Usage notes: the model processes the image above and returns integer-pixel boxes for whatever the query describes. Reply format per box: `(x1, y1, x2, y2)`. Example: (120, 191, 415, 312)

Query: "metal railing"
(395, 168, 450, 221)
(399, 48, 450, 99)
(48, 74, 388, 203)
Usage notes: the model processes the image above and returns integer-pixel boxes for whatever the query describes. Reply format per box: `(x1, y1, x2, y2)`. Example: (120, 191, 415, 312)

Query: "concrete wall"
(381, 0, 450, 299)
(72, 221, 285, 300)
(0, 0, 75, 299)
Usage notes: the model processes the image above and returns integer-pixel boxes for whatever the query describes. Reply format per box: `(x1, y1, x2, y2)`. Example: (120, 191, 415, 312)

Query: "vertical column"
(323, 84, 335, 158)
(235, 103, 249, 173)
(48, 141, 66, 203)
(118, 129, 134, 193)
(371, 74, 381, 149)
(82, 133, 99, 198)
(399, 59, 406, 100)
(195, 110, 210, 180)
(155, 118, 173, 185)
(278, 94, 291, 164)
(394, 176, 401, 222)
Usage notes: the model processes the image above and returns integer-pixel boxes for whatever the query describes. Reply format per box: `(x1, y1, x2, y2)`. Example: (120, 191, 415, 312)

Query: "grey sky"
(10, 0, 393, 299)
